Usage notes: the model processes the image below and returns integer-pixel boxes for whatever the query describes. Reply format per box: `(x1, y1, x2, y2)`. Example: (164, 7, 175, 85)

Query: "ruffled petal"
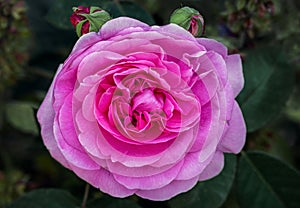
(226, 54, 244, 97)
(175, 152, 214, 180)
(218, 101, 246, 153)
(113, 160, 183, 190)
(152, 23, 197, 42)
(197, 38, 228, 58)
(72, 32, 102, 54)
(198, 151, 224, 181)
(136, 176, 199, 201)
(37, 65, 70, 168)
(69, 164, 136, 198)
(100, 17, 150, 40)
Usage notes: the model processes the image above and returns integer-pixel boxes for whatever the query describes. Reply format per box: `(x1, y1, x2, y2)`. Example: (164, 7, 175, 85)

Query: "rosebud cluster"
(70, 6, 111, 37)
(170, 6, 205, 37)
(223, 0, 276, 39)
(0, 0, 30, 92)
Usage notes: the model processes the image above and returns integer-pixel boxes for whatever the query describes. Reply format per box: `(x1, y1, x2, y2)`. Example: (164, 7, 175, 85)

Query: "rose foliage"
(37, 17, 246, 201)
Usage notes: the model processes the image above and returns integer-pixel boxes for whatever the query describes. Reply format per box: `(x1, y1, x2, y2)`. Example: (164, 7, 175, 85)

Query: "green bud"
(170, 6, 205, 37)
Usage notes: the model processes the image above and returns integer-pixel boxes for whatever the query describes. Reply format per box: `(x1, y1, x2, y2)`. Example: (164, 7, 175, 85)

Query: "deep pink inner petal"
(100, 126, 175, 157)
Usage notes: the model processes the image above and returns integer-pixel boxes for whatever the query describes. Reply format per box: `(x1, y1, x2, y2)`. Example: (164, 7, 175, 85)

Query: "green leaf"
(237, 47, 294, 132)
(7, 188, 79, 208)
(168, 154, 237, 208)
(237, 152, 300, 208)
(87, 195, 142, 208)
(5, 101, 39, 135)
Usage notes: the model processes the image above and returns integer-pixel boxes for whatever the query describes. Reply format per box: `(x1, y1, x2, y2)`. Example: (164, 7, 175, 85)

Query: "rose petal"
(226, 54, 244, 97)
(152, 23, 197, 42)
(53, 118, 99, 170)
(106, 160, 173, 177)
(195, 94, 226, 162)
(113, 160, 183, 190)
(37, 65, 70, 168)
(77, 51, 124, 83)
(175, 152, 214, 180)
(136, 176, 199, 201)
(69, 164, 136, 198)
(218, 101, 246, 153)
(198, 150, 224, 180)
(100, 17, 150, 40)
(197, 38, 228, 58)
(151, 129, 196, 167)
(72, 32, 101, 54)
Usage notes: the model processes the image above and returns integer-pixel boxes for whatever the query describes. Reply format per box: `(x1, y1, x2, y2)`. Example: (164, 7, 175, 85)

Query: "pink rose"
(37, 17, 246, 201)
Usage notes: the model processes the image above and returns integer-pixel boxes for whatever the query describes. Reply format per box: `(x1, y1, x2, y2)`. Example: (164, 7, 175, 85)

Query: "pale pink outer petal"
(100, 17, 150, 40)
(53, 95, 99, 170)
(175, 151, 214, 180)
(151, 23, 197, 42)
(113, 160, 184, 190)
(136, 176, 199, 201)
(37, 65, 70, 168)
(226, 54, 244, 97)
(198, 151, 224, 181)
(68, 164, 136, 198)
(197, 38, 228, 58)
(224, 82, 235, 121)
(71, 32, 102, 54)
(218, 101, 246, 153)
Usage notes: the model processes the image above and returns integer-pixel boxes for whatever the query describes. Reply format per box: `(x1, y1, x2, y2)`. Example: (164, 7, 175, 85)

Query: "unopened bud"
(170, 6, 205, 37)
(70, 6, 111, 37)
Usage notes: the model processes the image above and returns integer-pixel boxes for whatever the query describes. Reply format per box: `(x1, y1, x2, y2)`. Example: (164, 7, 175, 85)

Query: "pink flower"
(37, 17, 246, 201)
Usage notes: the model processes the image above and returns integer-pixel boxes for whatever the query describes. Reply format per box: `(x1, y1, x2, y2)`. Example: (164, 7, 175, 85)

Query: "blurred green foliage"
(0, 0, 31, 92)
(1, 0, 300, 207)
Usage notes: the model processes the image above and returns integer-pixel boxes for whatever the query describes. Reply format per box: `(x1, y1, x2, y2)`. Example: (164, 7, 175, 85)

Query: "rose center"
(130, 88, 163, 130)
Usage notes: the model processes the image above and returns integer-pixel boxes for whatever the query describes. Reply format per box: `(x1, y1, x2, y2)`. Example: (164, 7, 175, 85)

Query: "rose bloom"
(37, 17, 246, 201)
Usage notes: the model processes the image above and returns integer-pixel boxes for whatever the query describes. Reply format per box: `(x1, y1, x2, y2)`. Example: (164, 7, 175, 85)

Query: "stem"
(81, 184, 90, 208)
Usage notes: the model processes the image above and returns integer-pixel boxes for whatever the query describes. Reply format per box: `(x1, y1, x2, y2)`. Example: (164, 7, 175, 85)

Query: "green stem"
(81, 184, 90, 208)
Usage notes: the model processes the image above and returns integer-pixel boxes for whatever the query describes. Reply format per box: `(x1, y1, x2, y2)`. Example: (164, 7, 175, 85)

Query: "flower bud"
(70, 6, 111, 37)
(170, 6, 205, 37)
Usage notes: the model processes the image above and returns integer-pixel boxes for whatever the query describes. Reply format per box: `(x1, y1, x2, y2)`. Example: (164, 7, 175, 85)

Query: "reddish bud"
(70, 6, 111, 37)
(170, 7, 205, 37)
